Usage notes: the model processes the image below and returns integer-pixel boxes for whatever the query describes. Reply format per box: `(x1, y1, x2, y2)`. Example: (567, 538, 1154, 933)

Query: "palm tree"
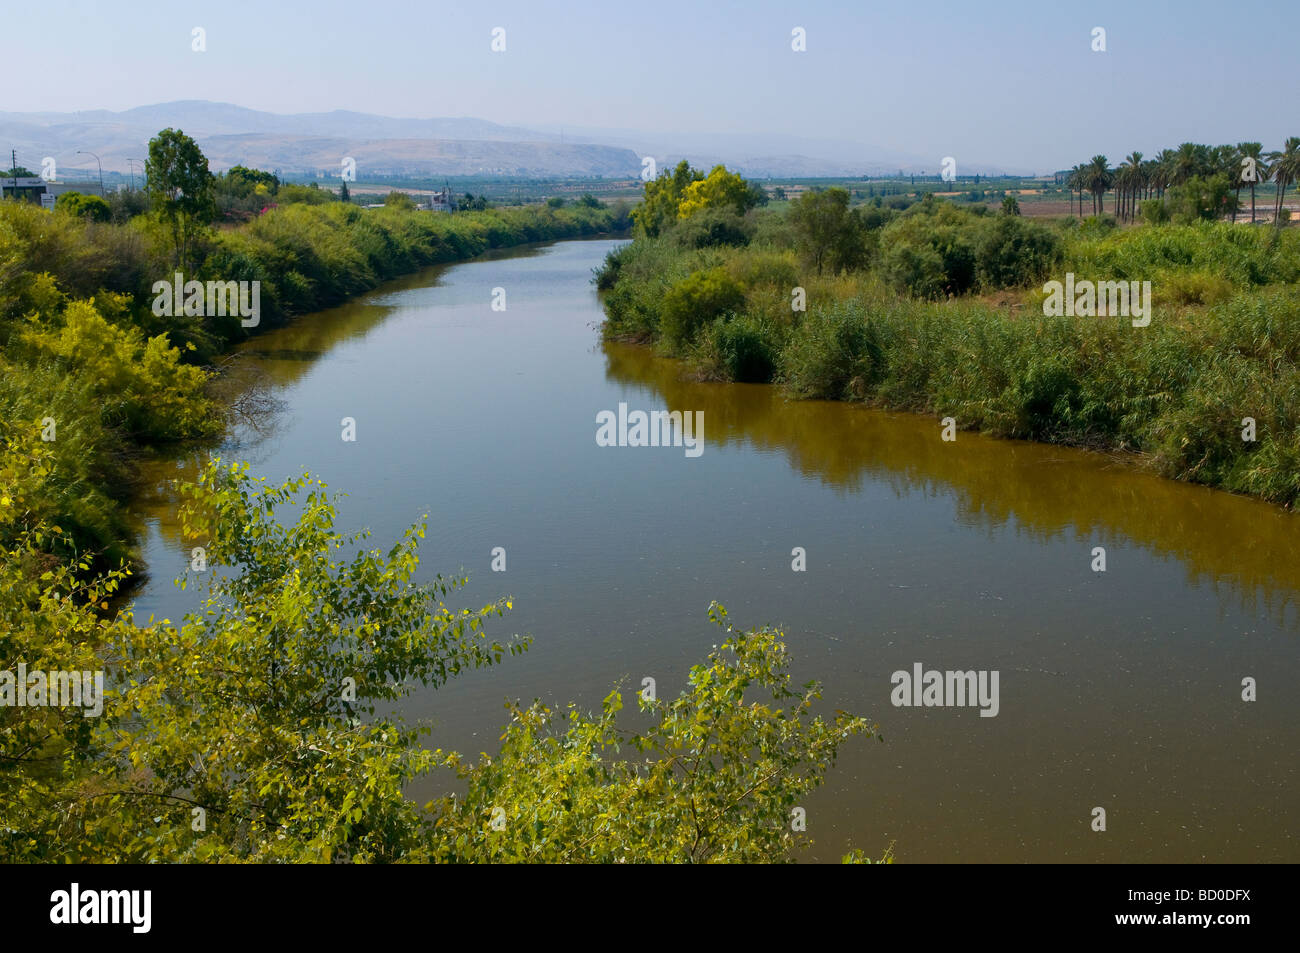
(1118, 152, 1144, 222)
(1237, 142, 1267, 223)
(1153, 149, 1177, 197)
(1066, 165, 1084, 217)
(1267, 137, 1300, 223)
(1086, 155, 1112, 215)
(1171, 142, 1204, 187)
(1211, 144, 1240, 220)
(1141, 158, 1159, 202)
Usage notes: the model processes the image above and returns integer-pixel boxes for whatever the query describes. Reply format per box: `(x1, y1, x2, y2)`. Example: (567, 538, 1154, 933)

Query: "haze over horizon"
(5, 0, 1298, 174)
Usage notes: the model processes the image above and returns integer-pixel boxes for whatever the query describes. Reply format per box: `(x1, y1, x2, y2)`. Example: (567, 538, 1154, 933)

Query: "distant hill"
(0, 101, 639, 179)
(199, 134, 640, 178)
(0, 101, 1033, 180)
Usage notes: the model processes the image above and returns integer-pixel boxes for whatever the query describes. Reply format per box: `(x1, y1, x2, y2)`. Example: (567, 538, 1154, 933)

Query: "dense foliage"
(0, 132, 630, 574)
(4, 136, 866, 866)
(0, 455, 879, 863)
(600, 165, 1300, 507)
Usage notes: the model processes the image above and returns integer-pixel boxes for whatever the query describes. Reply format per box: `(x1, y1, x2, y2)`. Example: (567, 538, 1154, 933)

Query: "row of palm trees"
(1064, 139, 1300, 224)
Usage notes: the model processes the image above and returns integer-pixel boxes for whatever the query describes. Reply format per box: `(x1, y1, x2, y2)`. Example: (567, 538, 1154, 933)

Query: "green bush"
(706, 314, 779, 382)
(659, 267, 745, 349)
(728, 249, 800, 291)
(599, 191, 1300, 507)
(1165, 174, 1233, 224)
(672, 207, 754, 248)
(1140, 198, 1169, 224)
(55, 192, 111, 222)
(280, 183, 335, 205)
(781, 303, 885, 399)
(976, 215, 1062, 289)
(1, 452, 877, 863)
(880, 241, 947, 299)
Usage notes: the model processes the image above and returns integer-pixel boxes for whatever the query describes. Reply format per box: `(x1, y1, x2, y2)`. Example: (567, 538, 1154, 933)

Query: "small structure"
(1, 176, 102, 208)
(1, 176, 51, 203)
(427, 187, 454, 212)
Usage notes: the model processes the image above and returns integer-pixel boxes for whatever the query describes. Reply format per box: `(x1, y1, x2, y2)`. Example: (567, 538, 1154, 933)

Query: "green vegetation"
(0, 453, 879, 862)
(600, 162, 1300, 507)
(214, 164, 281, 219)
(146, 128, 216, 270)
(0, 129, 631, 577)
(631, 160, 766, 238)
(1064, 139, 1300, 224)
(3, 133, 872, 866)
(53, 192, 111, 222)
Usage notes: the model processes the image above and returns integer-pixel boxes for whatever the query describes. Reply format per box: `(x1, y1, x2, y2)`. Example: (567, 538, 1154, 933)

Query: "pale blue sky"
(5, 0, 1298, 169)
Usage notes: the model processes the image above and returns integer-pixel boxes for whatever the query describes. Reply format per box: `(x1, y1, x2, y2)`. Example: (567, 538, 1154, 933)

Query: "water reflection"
(602, 341, 1300, 623)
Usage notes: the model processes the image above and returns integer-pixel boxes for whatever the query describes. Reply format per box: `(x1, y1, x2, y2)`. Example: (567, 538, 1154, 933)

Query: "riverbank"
(120, 238, 1300, 863)
(597, 210, 1300, 508)
(0, 199, 630, 570)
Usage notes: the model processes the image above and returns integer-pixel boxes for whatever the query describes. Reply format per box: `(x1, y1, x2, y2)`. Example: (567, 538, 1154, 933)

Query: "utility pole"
(11, 149, 17, 198)
(77, 150, 104, 195)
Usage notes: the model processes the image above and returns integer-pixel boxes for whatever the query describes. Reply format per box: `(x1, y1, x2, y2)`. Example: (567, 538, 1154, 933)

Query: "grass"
(598, 215, 1300, 507)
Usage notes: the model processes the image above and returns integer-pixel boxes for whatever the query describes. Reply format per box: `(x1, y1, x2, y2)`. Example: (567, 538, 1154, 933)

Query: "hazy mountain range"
(0, 101, 1034, 181)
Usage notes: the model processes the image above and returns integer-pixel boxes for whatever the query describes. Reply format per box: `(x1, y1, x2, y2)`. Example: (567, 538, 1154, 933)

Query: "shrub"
(1160, 270, 1235, 306)
(728, 249, 800, 291)
(279, 183, 334, 205)
(659, 267, 745, 348)
(976, 215, 1062, 290)
(705, 314, 779, 382)
(1165, 173, 1233, 224)
(1141, 198, 1169, 225)
(781, 304, 885, 399)
(672, 207, 754, 248)
(880, 241, 947, 299)
(2, 455, 876, 863)
(55, 192, 111, 222)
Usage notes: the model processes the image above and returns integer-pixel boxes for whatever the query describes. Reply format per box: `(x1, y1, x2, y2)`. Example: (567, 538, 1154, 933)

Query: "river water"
(127, 238, 1300, 862)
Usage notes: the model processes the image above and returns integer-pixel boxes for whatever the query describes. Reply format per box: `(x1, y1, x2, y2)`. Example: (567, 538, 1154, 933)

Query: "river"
(127, 237, 1300, 863)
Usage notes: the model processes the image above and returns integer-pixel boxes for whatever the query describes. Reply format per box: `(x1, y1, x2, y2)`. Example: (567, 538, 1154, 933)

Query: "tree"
(1267, 137, 1299, 223)
(1171, 142, 1209, 187)
(1152, 149, 1177, 198)
(145, 128, 215, 271)
(339, 179, 350, 203)
(219, 165, 279, 196)
(1116, 152, 1144, 222)
(429, 602, 874, 862)
(1066, 165, 1084, 217)
(1140, 157, 1159, 202)
(1001, 193, 1021, 216)
(1165, 173, 1233, 223)
(788, 187, 868, 275)
(1085, 155, 1112, 215)
(630, 160, 703, 237)
(676, 165, 766, 220)
(54, 191, 111, 222)
(1237, 142, 1267, 223)
(384, 190, 415, 210)
(976, 215, 1061, 288)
